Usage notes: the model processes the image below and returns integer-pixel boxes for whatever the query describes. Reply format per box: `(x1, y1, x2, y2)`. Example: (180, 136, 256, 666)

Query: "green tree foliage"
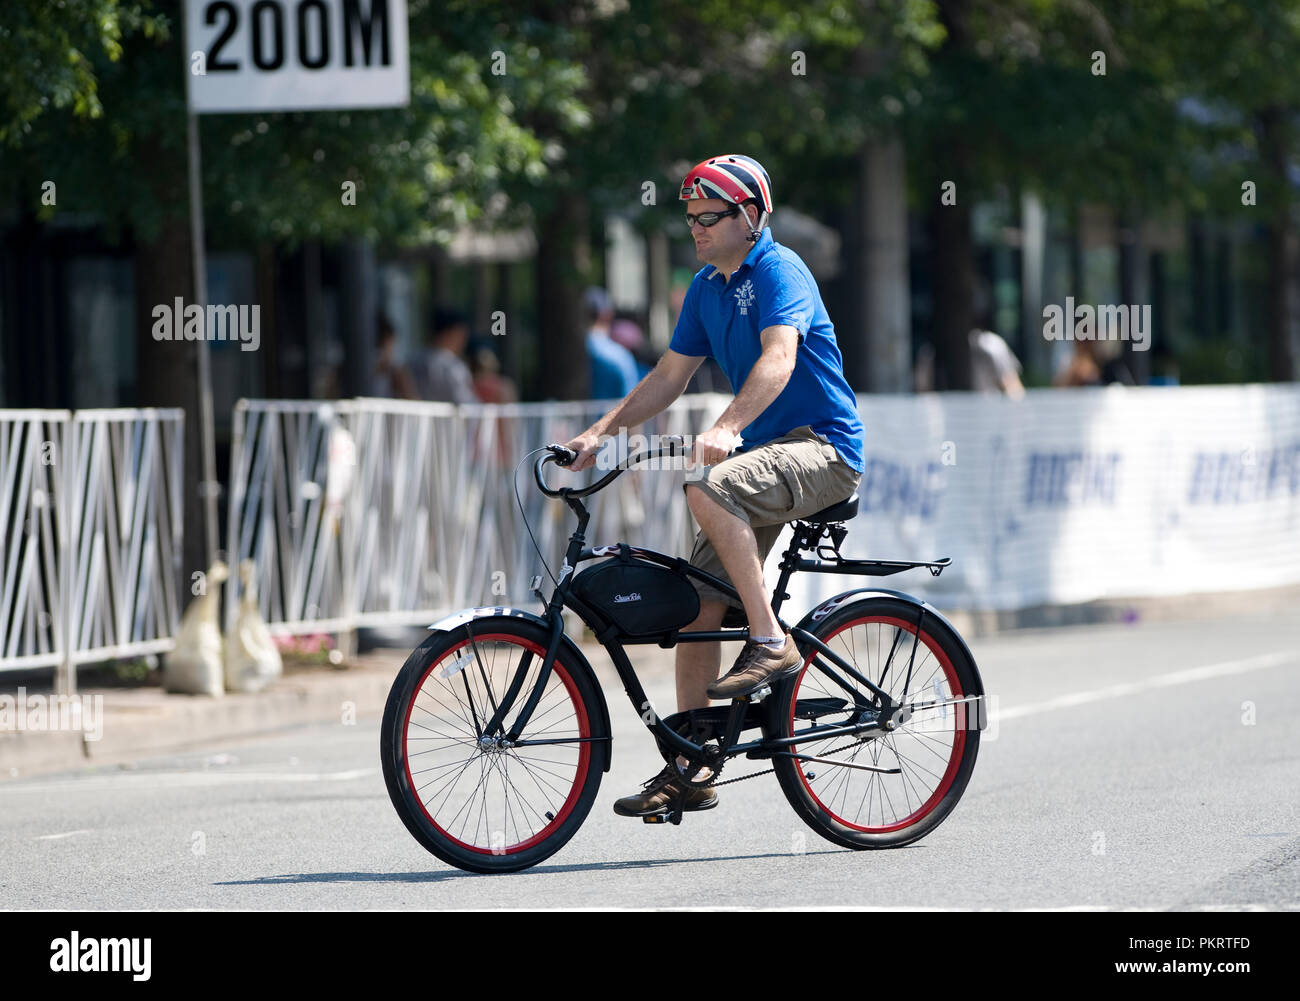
(0, 0, 587, 245)
(0, 0, 166, 146)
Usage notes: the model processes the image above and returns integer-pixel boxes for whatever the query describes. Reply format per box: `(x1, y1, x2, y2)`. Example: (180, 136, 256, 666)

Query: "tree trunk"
(858, 138, 911, 393)
(1019, 190, 1048, 383)
(930, 175, 974, 391)
(134, 214, 206, 593)
(1259, 106, 1296, 382)
(536, 196, 591, 400)
(647, 228, 670, 354)
(1117, 205, 1149, 384)
(929, 0, 974, 391)
(339, 240, 378, 398)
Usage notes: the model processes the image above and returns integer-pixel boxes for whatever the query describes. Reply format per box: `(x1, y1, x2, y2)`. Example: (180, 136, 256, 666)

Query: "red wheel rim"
(401, 633, 592, 855)
(791, 615, 967, 834)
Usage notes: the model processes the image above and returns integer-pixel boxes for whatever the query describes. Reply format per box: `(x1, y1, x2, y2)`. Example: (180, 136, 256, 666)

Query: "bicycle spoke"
(788, 609, 972, 835)
(397, 631, 594, 858)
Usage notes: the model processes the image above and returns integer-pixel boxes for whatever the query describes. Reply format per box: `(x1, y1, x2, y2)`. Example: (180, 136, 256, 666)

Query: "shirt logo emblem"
(734, 280, 755, 316)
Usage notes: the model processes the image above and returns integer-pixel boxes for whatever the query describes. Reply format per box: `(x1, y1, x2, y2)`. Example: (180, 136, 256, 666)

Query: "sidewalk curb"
(0, 662, 399, 783)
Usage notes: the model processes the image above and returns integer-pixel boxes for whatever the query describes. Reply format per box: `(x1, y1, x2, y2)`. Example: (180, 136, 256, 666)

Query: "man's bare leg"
(675, 598, 728, 712)
(672, 597, 726, 775)
(667, 487, 783, 779)
(685, 485, 782, 643)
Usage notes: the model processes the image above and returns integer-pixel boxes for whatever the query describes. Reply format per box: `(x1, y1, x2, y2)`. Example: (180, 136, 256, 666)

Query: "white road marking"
(996, 650, 1298, 722)
(35, 829, 92, 840)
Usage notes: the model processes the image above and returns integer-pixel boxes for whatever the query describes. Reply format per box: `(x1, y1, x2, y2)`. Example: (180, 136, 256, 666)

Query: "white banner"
(783, 384, 1300, 614)
(186, 0, 409, 113)
(218, 387, 1300, 639)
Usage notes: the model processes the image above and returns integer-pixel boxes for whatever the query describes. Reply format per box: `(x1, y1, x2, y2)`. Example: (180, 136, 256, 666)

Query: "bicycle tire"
(380, 617, 609, 873)
(771, 596, 982, 850)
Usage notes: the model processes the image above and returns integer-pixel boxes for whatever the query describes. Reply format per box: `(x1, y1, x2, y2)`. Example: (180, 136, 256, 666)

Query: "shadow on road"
(216, 849, 858, 884)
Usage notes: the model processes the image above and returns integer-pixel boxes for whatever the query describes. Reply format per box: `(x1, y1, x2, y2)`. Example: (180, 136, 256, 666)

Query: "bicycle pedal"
(746, 685, 773, 704)
(642, 810, 682, 826)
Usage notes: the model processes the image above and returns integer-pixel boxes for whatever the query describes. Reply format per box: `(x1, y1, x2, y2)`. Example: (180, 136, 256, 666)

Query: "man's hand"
(563, 430, 604, 472)
(692, 425, 741, 467)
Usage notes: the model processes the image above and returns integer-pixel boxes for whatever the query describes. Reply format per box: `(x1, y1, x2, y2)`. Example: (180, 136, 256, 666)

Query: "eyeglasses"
(685, 206, 740, 229)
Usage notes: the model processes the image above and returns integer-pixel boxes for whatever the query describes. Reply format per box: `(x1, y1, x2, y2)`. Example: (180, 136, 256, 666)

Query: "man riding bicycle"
(564, 154, 865, 817)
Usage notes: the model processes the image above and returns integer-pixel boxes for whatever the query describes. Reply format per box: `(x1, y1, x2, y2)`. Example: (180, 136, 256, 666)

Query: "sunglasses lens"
(686, 207, 740, 228)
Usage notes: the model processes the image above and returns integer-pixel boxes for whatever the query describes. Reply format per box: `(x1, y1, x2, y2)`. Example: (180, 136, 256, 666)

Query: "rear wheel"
(380, 618, 608, 873)
(772, 597, 982, 850)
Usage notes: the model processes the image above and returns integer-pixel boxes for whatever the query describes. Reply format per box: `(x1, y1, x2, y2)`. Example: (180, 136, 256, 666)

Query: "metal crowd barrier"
(224, 396, 730, 636)
(0, 409, 184, 691)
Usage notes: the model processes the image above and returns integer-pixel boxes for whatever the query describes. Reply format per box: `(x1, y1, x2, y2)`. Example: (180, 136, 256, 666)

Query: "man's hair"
(432, 306, 468, 338)
(376, 311, 396, 346)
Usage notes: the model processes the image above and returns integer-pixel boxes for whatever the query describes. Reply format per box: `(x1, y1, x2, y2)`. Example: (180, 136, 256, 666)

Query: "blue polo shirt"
(669, 229, 865, 472)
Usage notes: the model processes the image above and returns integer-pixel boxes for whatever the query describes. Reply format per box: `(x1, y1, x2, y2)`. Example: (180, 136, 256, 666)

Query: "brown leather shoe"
(706, 634, 803, 699)
(612, 764, 719, 817)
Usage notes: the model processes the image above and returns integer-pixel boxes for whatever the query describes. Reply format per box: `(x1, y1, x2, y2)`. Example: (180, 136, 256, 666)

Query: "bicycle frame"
(451, 445, 962, 772)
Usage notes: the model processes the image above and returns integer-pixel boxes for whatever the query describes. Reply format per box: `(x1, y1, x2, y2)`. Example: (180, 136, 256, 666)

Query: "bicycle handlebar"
(534, 437, 697, 499)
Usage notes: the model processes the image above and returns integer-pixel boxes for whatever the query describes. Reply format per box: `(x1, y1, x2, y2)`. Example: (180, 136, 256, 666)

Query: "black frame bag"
(570, 545, 700, 638)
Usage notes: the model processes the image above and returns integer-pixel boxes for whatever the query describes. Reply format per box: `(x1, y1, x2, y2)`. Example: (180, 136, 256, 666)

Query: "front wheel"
(771, 597, 982, 850)
(380, 618, 609, 873)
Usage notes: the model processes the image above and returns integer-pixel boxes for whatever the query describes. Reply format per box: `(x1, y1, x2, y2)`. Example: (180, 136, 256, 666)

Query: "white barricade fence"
(225, 396, 730, 634)
(0, 409, 184, 686)
(1, 411, 68, 673)
(226, 386, 1300, 639)
(225, 401, 353, 635)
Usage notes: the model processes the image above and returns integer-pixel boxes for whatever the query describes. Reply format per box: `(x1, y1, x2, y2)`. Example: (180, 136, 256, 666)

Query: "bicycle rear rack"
(789, 519, 951, 577)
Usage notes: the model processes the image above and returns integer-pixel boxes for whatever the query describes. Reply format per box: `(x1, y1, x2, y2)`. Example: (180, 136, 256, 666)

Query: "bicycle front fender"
(427, 605, 613, 772)
(792, 587, 985, 701)
(429, 604, 544, 633)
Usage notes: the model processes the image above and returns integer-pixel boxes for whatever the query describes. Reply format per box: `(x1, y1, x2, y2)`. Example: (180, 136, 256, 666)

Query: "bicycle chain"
(699, 734, 881, 788)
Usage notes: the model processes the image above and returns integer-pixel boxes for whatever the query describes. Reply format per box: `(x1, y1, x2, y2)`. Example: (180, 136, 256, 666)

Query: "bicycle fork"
(468, 609, 567, 744)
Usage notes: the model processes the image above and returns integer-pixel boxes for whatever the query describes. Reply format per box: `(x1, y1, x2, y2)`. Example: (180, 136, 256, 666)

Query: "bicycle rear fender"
(792, 587, 984, 700)
(428, 606, 613, 772)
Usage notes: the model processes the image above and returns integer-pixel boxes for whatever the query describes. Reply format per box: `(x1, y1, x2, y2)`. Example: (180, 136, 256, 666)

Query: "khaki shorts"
(684, 425, 861, 609)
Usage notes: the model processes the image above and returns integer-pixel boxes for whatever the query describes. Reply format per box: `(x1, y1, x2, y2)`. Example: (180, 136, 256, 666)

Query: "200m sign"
(186, 0, 409, 113)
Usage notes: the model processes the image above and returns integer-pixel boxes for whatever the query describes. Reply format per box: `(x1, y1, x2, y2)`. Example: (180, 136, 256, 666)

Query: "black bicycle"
(380, 439, 986, 874)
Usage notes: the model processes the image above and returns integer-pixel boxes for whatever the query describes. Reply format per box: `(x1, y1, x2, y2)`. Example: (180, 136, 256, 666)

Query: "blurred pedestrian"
(610, 313, 654, 379)
(372, 312, 417, 399)
(467, 341, 517, 466)
(469, 341, 518, 403)
(413, 306, 477, 404)
(970, 328, 1025, 398)
(1053, 338, 1135, 387)
(913, 328, 1024, 396)
(585, 287, 641, 400)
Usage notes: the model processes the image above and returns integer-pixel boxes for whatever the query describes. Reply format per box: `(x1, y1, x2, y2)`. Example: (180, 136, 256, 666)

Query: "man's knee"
(685, 481, 712, 514)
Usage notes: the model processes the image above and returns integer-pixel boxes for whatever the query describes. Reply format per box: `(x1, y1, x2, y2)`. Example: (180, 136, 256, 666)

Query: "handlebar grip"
(546, 444, 577, 466)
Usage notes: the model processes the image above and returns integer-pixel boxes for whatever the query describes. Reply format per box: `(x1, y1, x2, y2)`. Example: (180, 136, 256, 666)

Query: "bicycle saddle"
(805, 492, 858, 524)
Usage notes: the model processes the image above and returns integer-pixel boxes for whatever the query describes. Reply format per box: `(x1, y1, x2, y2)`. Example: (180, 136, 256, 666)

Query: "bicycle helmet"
(679, 154, 772, 241)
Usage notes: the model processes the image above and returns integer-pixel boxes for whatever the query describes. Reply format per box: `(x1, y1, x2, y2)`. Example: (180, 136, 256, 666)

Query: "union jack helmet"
(679, 154, 773, 214)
